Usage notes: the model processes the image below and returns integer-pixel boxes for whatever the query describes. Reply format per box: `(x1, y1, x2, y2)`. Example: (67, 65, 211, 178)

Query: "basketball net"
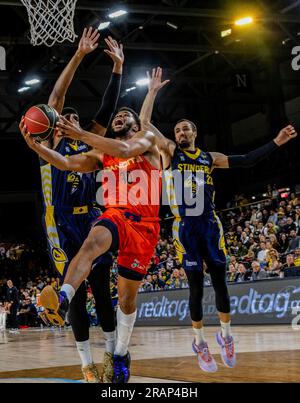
(21, 0, 78, 47)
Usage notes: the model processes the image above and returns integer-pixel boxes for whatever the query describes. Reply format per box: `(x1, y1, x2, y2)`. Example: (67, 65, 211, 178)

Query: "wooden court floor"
(0, 325, 299, 383)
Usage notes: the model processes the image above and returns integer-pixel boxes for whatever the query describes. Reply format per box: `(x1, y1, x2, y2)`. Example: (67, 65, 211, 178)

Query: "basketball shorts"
(173, 211, 227, 271)
(94, 208, 160, 280)
(42, 205, 113, 280)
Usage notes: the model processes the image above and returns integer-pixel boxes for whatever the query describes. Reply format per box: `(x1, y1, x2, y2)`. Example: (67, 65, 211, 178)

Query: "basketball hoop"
(21, 0, 78, 47)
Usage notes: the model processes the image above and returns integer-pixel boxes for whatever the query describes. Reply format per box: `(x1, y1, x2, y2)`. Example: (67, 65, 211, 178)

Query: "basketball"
(24, 104, 59, 142)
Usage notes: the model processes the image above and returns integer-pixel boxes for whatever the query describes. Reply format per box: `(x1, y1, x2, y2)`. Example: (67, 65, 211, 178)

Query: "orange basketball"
(24, 104, 59, 142)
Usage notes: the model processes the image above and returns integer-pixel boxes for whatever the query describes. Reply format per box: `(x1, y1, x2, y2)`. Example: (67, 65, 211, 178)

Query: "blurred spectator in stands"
(269, 234, 280, 251)
(250, 261, 268, 280)
(286, 204, 296, 220)
(169, 268, 186, 289)
(263, 222, 277, 237)
(6, 280, 19, 331)
(266, 249, 282, 277)
(235, 263, 251, 282)
(86, 291, 98, 326)
(284, 217, 297, 234)
(283, 254, 296, 269)
(151, 272, 165, 290)
(227, 264, 237, 282)
(242, 250, 255, 264)
(18, 297, 38, 327)
(287, 230, 300, 252)
(250, 207, 262, 224)
(265, 240, 273, 251)
(295, 206, 300, 234)
(261, 209, 270, 225)
(241, 232, 250, 248)
(283, 254, 300, 277)
(140, 275, 153, 292)
(178, 267, 189, 288)
(294, 247, 300, 267)
(268, 209, 278, 225)
(257, 242, 268, 263)
(278, 233, 289, 253)
(36, 277, 45, 291)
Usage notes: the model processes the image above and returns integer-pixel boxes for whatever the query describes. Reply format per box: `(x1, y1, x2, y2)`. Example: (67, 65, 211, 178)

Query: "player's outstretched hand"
(147, 67, 170, 94)
(78, 27, 100, 56)
(104, 36, 124, 66)
(57, 115, 84, 140)
(274, 125, 298, 146)
(19, 116, 38, 149)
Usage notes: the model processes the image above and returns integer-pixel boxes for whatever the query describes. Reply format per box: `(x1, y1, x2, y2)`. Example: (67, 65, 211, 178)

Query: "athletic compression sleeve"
(228, 140, 279, 168)
(93, 72, 122, 128)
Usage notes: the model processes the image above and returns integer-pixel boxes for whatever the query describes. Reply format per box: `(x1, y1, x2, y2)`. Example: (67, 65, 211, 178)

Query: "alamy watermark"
(0, 46, 6, 70)
(95, 168, 205, 217)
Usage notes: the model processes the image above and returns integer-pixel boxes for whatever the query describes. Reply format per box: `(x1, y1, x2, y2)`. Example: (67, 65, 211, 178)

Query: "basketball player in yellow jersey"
(20, 28, 124, 382)
(140, 67, 297, 372)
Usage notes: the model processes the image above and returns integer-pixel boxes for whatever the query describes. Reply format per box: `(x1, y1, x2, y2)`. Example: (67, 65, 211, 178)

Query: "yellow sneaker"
(39, 286, 68, 327)
(82, 363, 101, 383)
(101, 352, 114, 383)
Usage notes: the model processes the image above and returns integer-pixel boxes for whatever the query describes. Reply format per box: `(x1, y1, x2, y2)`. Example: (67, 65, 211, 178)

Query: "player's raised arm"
(20, 118, 100, 172)
(57, 116, 155, 159)
(211, 125, 297, 169)
(48, 27, 100, 114)
(90, 37, 124, 136)
(139, 67, 175, 155)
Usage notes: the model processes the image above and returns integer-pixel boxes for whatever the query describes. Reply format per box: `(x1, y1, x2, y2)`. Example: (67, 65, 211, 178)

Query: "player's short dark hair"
(118, 107, 141, 130)
(175, 119, 197, 133)
(62, 107, 79, 117)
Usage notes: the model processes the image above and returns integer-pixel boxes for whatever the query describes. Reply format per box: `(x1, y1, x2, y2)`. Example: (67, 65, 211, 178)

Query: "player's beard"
(112, 123, 132, 138)
(179, 140, 191, 149)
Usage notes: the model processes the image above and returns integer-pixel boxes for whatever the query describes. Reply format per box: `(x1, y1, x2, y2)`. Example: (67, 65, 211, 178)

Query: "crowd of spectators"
(220, 186, 300, 282)
(0, 185, 300, 329)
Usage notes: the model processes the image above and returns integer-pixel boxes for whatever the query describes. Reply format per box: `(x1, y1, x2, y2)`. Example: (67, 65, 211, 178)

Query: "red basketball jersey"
(101, 154, 161, 218)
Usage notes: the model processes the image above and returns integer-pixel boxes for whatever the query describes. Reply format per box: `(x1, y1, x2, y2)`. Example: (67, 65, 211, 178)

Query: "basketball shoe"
(101, 352, 114, 383)
(81, 363, 101, 383)
(39, 285, 69, 327)
(113, 352, 131, 383)
(216, 331, 236, 368)
(192, 340, 218, 372)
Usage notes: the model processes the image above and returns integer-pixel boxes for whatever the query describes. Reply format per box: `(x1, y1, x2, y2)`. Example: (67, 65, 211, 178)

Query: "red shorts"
(95, 208, 160, 277)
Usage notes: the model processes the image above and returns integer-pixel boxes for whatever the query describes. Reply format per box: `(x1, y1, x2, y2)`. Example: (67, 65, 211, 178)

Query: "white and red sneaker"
(216, 332, 236, 368)
(192, 340, 218, 373)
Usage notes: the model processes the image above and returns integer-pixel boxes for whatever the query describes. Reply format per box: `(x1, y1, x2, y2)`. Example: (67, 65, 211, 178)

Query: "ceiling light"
(25, 78, 40, 85)
(98, 22, 111, 30)
(126, 86, 136, 92)
(136, 78, 150, 86)
(18, 86, 30, 93)
(166, 21, 178, 30)
(235, 17, 253, 26)
(108, 10, 127, 19)
(221, 28, 232, 38)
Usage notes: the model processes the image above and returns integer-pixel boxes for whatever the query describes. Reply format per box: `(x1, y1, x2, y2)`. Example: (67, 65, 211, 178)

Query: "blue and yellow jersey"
(165, 146, 215, 218)
(40, 138, 97, 208)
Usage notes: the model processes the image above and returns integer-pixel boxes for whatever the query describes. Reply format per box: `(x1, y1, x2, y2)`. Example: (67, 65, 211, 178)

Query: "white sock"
(60, 284, 75, 303)
(220, 320, 232, 338)
(76, 340, 93, 367)
(114, 308, 137, 357)
(103, 330, 117, 354)
(193, 327, 206, 345)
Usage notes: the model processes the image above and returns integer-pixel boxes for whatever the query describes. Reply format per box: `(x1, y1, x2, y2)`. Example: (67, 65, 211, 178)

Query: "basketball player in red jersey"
(23, 107, 161, 383)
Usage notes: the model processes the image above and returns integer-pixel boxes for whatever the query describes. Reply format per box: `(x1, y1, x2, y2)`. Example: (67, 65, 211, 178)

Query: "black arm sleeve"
(93, 72, 122, 128)
(228, 140, 279, 168)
